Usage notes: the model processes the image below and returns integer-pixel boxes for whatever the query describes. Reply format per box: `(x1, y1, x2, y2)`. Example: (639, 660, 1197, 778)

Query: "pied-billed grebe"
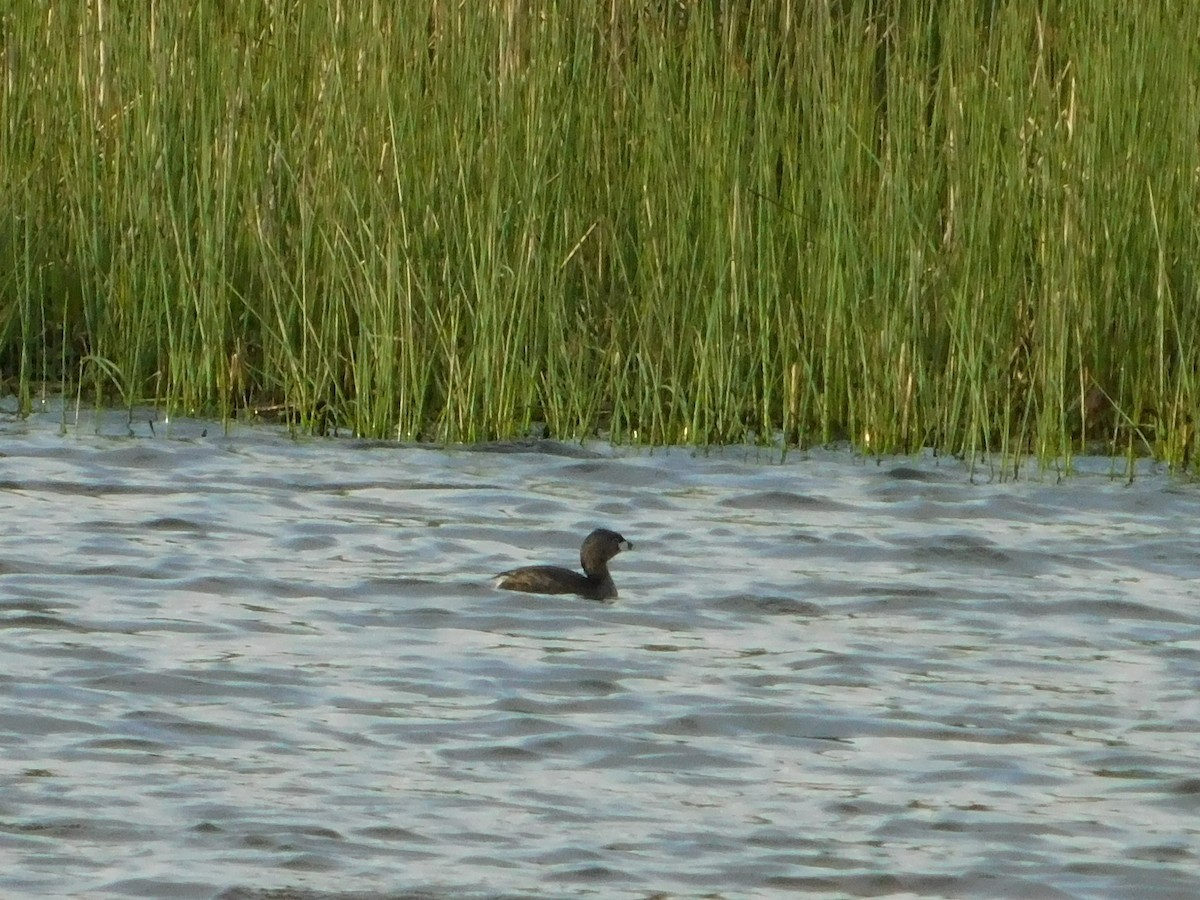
(494, 528, 632, 601)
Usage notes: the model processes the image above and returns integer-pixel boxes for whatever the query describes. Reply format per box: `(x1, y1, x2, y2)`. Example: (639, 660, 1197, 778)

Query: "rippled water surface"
(2, 405, 1199, 899)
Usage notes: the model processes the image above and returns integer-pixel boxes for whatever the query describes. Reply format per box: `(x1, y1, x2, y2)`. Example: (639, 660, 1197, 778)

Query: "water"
(2, 405, 1199, 899)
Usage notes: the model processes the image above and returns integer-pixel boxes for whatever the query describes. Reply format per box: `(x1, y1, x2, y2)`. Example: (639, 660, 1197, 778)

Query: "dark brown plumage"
(494, 528, 632, 601)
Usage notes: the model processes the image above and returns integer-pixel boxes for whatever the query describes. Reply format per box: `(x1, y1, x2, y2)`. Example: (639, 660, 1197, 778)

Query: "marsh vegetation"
(2, 3, 1198, 465)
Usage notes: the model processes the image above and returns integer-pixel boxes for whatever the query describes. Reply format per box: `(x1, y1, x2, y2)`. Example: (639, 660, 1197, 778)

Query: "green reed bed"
(2, 2, 1198, 464)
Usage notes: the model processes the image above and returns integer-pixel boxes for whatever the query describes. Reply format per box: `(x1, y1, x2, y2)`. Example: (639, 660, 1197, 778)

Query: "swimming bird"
(494, 528, 632, 601)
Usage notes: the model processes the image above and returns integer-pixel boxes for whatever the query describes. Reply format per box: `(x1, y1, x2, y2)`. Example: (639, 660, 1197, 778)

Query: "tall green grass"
(2, 2, 1198, 465)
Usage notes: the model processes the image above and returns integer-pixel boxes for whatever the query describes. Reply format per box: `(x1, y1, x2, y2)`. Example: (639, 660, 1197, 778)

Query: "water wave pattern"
(1, 406, 1198, 898)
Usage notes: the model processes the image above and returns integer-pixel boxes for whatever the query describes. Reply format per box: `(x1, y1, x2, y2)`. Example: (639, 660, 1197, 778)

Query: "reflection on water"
(1, 404, 1199, 898)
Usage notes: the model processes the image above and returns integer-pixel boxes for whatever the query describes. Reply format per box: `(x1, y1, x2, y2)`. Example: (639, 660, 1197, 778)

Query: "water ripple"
(1, 407, 1198, 897)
